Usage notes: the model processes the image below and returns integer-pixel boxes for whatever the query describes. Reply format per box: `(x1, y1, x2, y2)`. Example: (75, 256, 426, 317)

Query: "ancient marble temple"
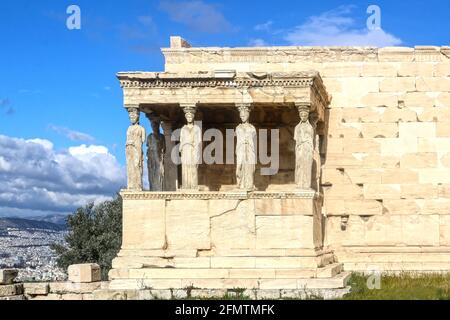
(109, 37, 450, 294)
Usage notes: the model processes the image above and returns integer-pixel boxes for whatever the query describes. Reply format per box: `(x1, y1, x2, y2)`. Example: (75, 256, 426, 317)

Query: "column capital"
(180, 103, 198, 114)
(294, 102, 311, 112)
(124, 104, 141, 111)
(235, 103, 253, 112)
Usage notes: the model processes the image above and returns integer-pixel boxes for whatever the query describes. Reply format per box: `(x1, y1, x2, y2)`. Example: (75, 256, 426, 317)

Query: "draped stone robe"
(126, 124, 146, 190)
(147, 132, 166, 191)
(236, 123, 257, 190)
(180, 124, 202, 190)
(294, 122, 314, 189)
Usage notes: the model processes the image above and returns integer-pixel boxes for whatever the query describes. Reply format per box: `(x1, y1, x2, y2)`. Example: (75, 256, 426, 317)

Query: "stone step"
(343, 261, 450, 272)
(316, 263, 344, 278)
(108, 272, 351, 291)
(93, 287, 352, 300)
(112, 254, 337, 269)
(110, 266, 348, 281)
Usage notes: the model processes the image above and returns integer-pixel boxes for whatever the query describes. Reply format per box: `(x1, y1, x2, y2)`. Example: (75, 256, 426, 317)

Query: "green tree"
(51, 194, 122, 280)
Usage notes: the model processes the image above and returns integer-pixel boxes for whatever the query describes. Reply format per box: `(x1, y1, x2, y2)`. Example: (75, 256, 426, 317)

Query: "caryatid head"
(238, 104, 252, 124)
(128, 107, 140, 125)
(183, 106, 196, 125)
(297, 105, 310, 123)
(146, 113, 161, 134)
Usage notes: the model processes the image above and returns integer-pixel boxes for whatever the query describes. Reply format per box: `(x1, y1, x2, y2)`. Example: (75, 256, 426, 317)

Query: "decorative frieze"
(120, 190, 320, 200)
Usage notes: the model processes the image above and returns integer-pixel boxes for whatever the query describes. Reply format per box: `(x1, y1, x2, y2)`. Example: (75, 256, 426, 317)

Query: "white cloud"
(27, 138, 54, 150)
(0, 135, 126, 217)
(283, 5, 402, 47)
(159, 0, 232, 33)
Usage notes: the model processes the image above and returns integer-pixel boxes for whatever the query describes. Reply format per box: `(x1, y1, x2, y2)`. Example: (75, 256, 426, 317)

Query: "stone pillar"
(161, 121, 178, 191)
(125, 106, 146, 191)
(145, 113, 165, 192)
(294, 103, 314, 190)
(235, 103, 257, 191)
(179, 104, 202, 190)
(310, 112, 322, 192)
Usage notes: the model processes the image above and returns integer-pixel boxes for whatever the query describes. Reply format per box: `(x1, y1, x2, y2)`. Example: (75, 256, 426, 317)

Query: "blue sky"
(0, 0, 449, 217)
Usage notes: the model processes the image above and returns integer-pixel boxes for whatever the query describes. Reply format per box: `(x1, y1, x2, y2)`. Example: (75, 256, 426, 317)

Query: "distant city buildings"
(0, 227, 67, 282)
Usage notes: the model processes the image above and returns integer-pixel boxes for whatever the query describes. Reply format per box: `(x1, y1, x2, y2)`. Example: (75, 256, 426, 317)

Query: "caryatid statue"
(294, 105, 314, 190)
(180, 105, 202, 190)
(236, 104, 257, 191)
(125, 107, 146, 191)
(146, 114, 166, 191)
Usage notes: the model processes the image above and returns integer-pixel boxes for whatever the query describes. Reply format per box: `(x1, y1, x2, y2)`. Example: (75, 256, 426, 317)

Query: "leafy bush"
(51, 194, 122, 280)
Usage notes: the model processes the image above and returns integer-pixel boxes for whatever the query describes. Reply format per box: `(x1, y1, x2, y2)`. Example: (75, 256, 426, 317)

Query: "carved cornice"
(120, 190, 321, 200)
(118, 72, 319, 90)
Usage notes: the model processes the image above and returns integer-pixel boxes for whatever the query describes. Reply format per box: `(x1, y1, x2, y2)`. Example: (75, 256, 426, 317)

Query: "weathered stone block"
(0, 284, 23, 297)
(418, 107, 450, 122)
(166, 199, 210, 250)
(321, 63, 362, 77)
(122, 199, 166, 250)
(401, 184, 438, 199)
(381, 169, 418, 184)
(256, 216, 314, 249)
(379, 137, 418, 155)
(381, 107, 418, 123)
(401, 153, 437, 168)
(383, 199, 420, 215)
(399, 122, 436, 138)
(361, 63, 397, 77)
(419, 137, 450, 153)
(400, 92, 435, 108)
(363, 184, 401, 200)
(211, 199, 255, 250)
(402, 215, 440, 246)
(68, 264, 101, 283)
(435, 63, 450, 77)
(416, 77, 450, 92)
(361, 93, 398, 108)
(378, 47, 414, 62)
(440, 215, 450, 246)
(362, 154, 401, 168)
(419, 169, 450, 184)
(344, 169, 382, 184)
(324, 184, 364, 200)
(380, 77, 415, 92)
(342, 108, 382, 123)
(24, 283, 49, 296)
(343, 139, 381, 153)
(398, 63, 434, 77)
(436, 123, 450, 137)
(436, 93, 450, 107)
(364, 215, 402, 246)
(419, 199, 450, 215)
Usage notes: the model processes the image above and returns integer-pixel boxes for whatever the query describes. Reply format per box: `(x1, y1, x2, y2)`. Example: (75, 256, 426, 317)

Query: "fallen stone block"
(0, 269, 18, 285)
(68, 263, 101, 283)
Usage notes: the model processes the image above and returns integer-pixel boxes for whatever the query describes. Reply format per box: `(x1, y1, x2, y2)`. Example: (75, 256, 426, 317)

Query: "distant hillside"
(0, 217, 67, 231)
(27, 214, 68, 226)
